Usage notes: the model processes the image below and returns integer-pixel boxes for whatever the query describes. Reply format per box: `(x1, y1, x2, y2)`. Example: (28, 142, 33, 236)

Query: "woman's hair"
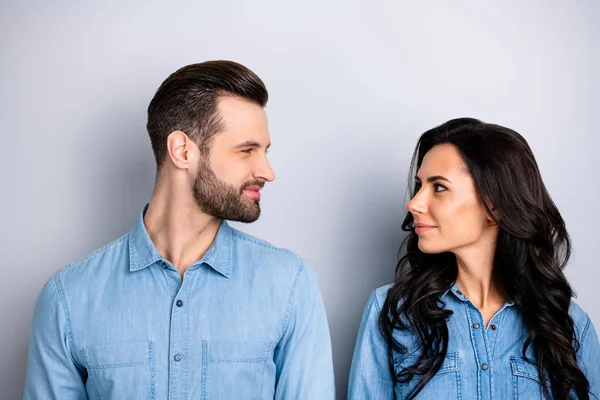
(379, 118, 589, 399)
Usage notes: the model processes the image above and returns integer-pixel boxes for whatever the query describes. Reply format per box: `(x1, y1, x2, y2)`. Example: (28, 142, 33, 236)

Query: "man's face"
(192, 96, 275, 223)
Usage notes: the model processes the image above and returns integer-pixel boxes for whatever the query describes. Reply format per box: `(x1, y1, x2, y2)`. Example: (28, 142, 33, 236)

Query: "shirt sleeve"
(348, 290, 395, 400)
(579, 315, 600, 400)
(273, 262, 335, 400)
(24, 274, 88, 400)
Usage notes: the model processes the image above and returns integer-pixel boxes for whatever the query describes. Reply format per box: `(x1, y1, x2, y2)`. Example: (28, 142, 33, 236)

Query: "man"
(24, 60, 335, 399)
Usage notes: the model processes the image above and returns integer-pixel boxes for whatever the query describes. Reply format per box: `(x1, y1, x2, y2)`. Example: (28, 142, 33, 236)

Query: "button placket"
(466, 305, 493, 399)
(168, 271, 192, 396)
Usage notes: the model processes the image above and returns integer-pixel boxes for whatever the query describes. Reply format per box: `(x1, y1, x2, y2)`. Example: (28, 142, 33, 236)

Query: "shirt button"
(176, 300, 183, 307)
(482, 363, 489, 371)
(491, 324, 497, 330)
(473, 323, 480, 329)
(162, 262, 168, 269)
(174, 353, 182, 362)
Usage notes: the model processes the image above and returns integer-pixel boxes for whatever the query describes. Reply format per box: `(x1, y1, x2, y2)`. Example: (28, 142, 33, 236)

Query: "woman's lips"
(414, 223, 437, 234)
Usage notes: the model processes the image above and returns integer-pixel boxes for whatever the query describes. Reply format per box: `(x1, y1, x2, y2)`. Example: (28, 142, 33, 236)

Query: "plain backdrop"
(1, 1, 599, 399)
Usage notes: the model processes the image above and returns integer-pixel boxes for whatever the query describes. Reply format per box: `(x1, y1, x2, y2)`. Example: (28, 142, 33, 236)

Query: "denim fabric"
(25, 206, 334, 399)
(349, 283, 600, 399)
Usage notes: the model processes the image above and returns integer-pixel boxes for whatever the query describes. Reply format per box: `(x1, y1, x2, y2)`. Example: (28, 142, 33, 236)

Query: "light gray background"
(1, 1, 599, 399)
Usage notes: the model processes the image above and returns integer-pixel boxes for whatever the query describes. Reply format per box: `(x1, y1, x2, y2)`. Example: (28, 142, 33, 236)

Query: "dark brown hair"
(146, 60, 268, 169)
(380, 118, 589, 399)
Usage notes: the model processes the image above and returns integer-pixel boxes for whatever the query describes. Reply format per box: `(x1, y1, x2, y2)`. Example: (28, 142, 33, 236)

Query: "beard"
(192, 160, 264, 223)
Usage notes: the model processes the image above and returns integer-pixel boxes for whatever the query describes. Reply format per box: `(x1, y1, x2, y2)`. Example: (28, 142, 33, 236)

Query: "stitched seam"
(129, 232, 137, 270)
(129, 234, 162, 272)
(81, 348, 102, 399)
(208, 357, 269, 363)
(481, 318, 493, 399)
(69, 234, 128, 269)
(372, 290, 383, 315)
(457, 367, 462, 400)
(278, 261, 305, 341)
(231, 230, 297, 257)
(53, 273, 82, 371)
(510, 357, 544, 383)
(202, 340, 208, 400)
(259, 358, 267, 398)
(395, 353, 459, 373)
(87, 361, 149, 370)
(227, 226, 233, 277)
(183, 272, 192, 400)
(260, 341, 276, 399)
(466, 307, 482, 400)
(580, 316, 591, 350)
(148, 341, 155, 400)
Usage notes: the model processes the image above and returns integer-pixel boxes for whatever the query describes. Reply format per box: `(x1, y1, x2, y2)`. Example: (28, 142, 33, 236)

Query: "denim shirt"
(349, 283, 600, 399)
(24, 207, 335, 400)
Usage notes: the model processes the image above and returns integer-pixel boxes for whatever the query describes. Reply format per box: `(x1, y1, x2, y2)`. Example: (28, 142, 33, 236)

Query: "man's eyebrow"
(233, 141, 271, 149)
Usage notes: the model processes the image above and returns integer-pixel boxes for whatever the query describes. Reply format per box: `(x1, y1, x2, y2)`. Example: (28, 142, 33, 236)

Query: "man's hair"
(146, 60, 268, 169)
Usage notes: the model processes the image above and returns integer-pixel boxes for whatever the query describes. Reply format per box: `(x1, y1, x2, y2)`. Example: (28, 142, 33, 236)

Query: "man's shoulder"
(231, 227, 304, 263)
(230, 227, 310, 276)
(54, 233, 130, 284)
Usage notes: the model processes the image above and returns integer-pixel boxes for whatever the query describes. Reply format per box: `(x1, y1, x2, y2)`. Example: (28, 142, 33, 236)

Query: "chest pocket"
(81, 341, 155, 400)
(510, 356, 550, 400)
(203, 340, 275, 400)
(394, 351, 461, 399)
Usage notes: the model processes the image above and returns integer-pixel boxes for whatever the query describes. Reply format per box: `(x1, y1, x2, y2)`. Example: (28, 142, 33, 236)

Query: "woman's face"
(406, 143, 496, 254)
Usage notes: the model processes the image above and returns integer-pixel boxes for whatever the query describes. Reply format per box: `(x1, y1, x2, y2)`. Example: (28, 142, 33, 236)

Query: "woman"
(348, 118, 599, 399)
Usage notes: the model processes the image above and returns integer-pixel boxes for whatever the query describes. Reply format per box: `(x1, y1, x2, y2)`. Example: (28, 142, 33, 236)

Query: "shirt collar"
(441, 282, 515, 307)
(128, 205, 234, 278)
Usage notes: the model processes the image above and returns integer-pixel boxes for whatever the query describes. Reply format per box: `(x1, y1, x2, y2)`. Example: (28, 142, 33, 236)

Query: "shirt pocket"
(394, 351, 461, 399)
(510, 356, 550, 400)
(81, 341, 155, 400)
(203, 340, 275, 400)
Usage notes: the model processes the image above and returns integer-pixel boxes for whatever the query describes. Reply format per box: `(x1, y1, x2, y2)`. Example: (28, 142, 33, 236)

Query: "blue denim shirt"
(349, 283, 600, 399)
(25, 207, 335, 400)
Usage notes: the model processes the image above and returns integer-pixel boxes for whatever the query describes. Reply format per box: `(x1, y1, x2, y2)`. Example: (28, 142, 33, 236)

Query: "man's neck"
(144, 188, 221, 279)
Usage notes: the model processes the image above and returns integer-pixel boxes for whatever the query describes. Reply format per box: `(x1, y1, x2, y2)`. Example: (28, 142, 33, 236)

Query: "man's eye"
(241, 149, 253, 154)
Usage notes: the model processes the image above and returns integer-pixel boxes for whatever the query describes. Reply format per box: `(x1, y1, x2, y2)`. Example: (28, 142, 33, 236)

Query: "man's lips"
(242, 186, 262, 199)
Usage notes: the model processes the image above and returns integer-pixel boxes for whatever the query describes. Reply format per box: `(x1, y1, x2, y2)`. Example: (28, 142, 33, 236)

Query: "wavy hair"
(379, 118, 589, 399)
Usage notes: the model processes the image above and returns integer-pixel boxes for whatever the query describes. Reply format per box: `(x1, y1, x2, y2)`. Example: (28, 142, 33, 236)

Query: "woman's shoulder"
(569, 300, 594, 339)
(367, 283, 414, 315)
(370, 283, 394, 310)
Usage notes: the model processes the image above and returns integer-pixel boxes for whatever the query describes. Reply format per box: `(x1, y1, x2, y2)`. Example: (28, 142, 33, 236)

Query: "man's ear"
(166, 130, 196, 169)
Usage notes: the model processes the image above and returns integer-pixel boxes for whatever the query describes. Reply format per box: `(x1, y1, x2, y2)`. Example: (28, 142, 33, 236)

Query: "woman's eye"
(434, 183, 447, 192)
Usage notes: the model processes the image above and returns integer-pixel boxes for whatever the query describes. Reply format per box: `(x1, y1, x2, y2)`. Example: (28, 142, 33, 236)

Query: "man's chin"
(232, 212, 261, 224)
(224, 203, 261, 223)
